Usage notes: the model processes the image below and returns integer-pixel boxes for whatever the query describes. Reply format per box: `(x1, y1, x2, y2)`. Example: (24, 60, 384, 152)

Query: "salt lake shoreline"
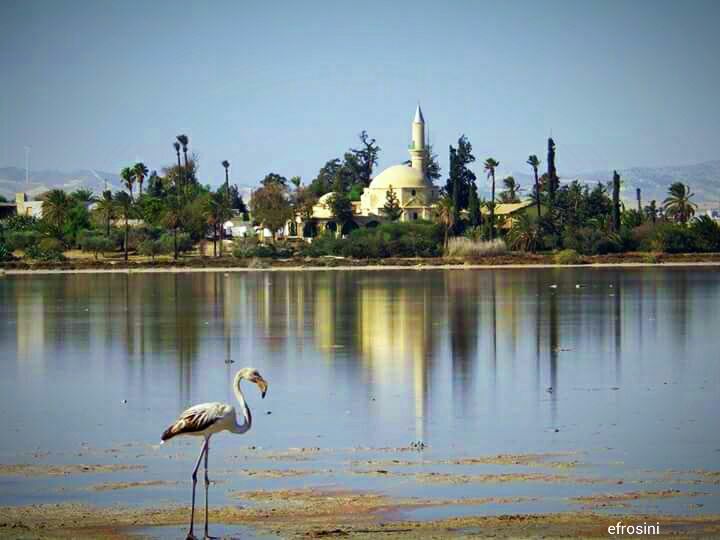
(2, 260, 720, 276)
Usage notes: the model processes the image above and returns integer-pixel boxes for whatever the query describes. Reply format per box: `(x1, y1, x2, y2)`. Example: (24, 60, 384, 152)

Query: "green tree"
(612, 170, 621, 232)
(546, 138, 559, 205)
(663, 182, 697, 224)
(444, 135, 476, 210)
(250, 182, 292, 241)
(484, 158, 500, 239)
(382, 185, 402, 221)
(352, 130, 381, 187)
(527, 155, 542, 218)
(498, 176, 522, 203)
(434, 193, 455, 250)
(467, 183, 481, 227)
(260, 172, 288, 188)
(328, 190, 354, 236)
(41, 189, 72, 239)
(114, 191, 133, 261)
(309, 158, 342, 197)
(133, 162, 149, 196)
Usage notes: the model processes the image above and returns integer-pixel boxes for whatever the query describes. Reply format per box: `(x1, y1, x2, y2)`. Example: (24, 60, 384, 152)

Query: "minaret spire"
(410, 104, 426, 173)
(414, 103, 424, 124)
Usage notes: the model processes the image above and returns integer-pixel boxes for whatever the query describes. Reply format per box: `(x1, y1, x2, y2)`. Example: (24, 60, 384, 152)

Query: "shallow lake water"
(1, 267, 719, 521)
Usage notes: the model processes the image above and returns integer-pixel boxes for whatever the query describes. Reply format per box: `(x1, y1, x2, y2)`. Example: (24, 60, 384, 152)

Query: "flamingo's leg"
(203, 437, 211, 539)
(187, 438, 208, 540)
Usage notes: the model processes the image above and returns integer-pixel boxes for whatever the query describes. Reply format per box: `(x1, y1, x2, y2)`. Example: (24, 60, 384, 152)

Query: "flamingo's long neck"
(231, 373, 252, 434)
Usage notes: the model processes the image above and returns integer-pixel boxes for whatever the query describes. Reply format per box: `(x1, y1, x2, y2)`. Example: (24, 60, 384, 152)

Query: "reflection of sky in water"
(0, 268, 719, 510)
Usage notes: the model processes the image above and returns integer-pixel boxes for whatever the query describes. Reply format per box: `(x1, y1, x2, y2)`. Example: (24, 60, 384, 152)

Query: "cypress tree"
(612, 170, 621, 231)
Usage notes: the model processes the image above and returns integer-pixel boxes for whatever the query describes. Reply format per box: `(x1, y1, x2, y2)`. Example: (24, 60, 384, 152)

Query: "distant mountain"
(578, 160, 720, 207)
(0, 166, 257, 203)
(488, 160, 720, 207)
(0, 167, 121, 201)
(2, 159, 718, 208)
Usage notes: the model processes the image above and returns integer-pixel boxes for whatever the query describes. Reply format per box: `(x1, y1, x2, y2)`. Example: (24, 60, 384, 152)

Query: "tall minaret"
(409, 104, 425, 173)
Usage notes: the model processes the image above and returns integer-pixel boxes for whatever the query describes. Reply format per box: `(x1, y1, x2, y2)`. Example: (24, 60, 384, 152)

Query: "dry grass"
(446, 237, 507, 258)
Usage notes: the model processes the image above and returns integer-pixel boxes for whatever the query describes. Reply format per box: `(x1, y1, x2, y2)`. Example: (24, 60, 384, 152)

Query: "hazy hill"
(486, 160, 720, 207)
(0, 167, 121, 201)
(2, 160, 718, 207)
(0, 166, 255, 203)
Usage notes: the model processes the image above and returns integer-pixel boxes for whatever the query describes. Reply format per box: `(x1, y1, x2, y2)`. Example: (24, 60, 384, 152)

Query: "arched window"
(411, 189, 417, 196)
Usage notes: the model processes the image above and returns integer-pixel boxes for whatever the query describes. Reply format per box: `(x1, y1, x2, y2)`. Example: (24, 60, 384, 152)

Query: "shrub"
(26, 237, 65, 261)
(299, 233, 344, 257)
(689, 216, 720, 252)
(159, 232, 193, 254)
(631, 222, 657, 251)
(562, 226, 622, 255)
(0, 242, 14, 262)
(2, 214, 39, 232)
(642, 252, 662, 264)
(554, 249, 581, 265)
(138, 239, 166, 261)
(446, 237, 507, 258)
(650, 223, 695, 253)
(232, 237, 292, 258)
(83, 235, 115, 259)
(6, 230, 41, 250)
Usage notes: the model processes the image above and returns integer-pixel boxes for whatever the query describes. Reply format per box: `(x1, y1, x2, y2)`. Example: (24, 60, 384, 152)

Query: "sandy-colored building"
(292, 106, 438, 236)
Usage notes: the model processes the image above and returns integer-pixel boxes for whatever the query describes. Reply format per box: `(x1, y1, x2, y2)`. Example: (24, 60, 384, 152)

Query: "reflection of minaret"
(356, 277, 436, 441)
(409, 105, 426, 174)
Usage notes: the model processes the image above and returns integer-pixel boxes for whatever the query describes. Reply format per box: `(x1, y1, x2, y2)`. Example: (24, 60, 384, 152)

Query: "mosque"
(291, 105, 439, 236)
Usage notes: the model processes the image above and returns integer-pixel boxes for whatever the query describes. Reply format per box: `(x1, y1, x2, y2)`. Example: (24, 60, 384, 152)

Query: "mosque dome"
(318, 192, 335, 205)
(369, 164, 429, 190)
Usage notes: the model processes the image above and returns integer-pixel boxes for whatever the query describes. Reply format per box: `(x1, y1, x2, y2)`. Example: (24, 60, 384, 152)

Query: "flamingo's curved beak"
(254, 376, 268, 399)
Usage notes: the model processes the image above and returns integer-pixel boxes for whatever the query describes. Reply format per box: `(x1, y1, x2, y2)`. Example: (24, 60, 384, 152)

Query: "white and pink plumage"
(161, 367, 268, 540)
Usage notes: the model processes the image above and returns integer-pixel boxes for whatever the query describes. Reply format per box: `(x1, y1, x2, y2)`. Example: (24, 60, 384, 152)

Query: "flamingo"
(161, 367, 268, 540)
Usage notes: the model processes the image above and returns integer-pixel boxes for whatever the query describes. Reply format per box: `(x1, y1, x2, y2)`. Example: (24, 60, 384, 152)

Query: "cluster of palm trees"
(120, 162, 149, 198)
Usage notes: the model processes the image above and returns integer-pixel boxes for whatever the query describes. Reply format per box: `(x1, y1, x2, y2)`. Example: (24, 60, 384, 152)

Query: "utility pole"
(24, 146, 30, 186)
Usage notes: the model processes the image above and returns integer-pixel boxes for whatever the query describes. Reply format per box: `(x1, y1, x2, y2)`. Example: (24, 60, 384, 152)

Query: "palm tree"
(177, 134, 190, 194)
(114, 191, 133, 261)
(70, 188, 97, 205)
(527, 155, 541, 218)
(204, 192, 233, 257)
(42, 189, 72, 238)
(434, 193, 455, 251)
(133, 162, 149, 196)
(173, 141, 182, 192)
(222, 160, 230, 193)
(498, 176, 522, 203)
(663, 182, 697, 224)
(507, 213, 538, 252)
(120, 167, 135, 199)
(162, 196, 183, 261)
(96, 190, 115, 236)
(484, 158, 499, 239)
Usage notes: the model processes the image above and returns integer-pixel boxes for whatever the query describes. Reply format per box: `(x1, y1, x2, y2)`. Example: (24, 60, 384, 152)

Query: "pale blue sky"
(1, 0, 719, 187)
